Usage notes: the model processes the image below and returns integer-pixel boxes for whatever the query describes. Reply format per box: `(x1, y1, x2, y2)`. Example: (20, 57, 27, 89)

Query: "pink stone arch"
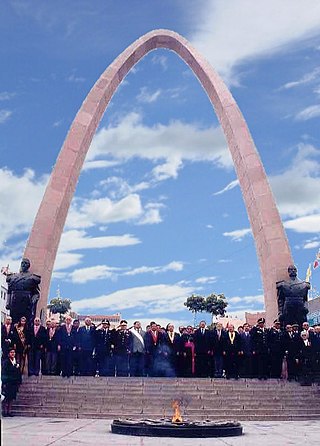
(24, 29, 293, 325)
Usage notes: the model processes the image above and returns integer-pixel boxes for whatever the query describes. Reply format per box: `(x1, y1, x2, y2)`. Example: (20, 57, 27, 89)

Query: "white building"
(0, 272, 8, 322)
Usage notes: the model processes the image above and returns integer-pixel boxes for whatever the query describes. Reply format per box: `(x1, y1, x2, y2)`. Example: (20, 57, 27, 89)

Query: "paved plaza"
(2, 417, 320, 446)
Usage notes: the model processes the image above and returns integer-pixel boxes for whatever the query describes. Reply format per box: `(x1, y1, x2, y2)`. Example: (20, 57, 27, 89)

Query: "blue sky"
(1, 0, 320, 328)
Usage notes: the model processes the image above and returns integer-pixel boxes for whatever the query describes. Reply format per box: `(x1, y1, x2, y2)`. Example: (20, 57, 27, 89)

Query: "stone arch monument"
(24, 29, 293, 325)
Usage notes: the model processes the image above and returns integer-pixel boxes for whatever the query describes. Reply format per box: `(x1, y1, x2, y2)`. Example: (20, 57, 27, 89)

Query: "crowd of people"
(2, 315, 320, 387)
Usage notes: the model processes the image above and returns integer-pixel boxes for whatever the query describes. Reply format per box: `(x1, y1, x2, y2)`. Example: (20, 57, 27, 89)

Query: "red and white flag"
(313, 249, 320, 269)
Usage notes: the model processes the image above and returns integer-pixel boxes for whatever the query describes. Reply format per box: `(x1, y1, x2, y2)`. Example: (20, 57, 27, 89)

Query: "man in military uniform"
(251, 318, 269, 379)
(95, 319, 115, 376)
(268, 320, 284, 378)
(113, 320, 133, 377)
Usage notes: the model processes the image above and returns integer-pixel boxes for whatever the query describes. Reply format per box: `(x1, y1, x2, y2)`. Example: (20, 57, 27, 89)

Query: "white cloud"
(65, 194, 143, 229)
(302, 240, 320, 249)
(191, 0, 320, 84)
(281, 67, 320, 89)
(269, 144, 320, 218)
(284, 214, 320, 234)
(295, 104, 320, 121)
(83, 160, 121, 171)
(228, 294, 264, 305)
(98, 177, 150, 200)
(0, 168, 48, 248)
(123, 261, 184, 277)
(213, 179, 239, 196)
(58, 230, 140, 253)
(151, 54, 168, 71)
(71, 283, 195, 313)
(195, 276, 218, 284)
(136, 87, 162, 103)
(64, 260, 184, 283)
(223, 228, 251, 242)
(88, 112, 231, 176)
(0, 92, 15, 101)
(0, 109, 12, 124)
(68, 265, 121, 284)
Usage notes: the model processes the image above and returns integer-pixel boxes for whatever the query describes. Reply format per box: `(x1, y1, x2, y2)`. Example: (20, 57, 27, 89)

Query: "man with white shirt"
(129, 321, 145, 376)
(27, 317, 46, 376)
(194, 320, 211, 377)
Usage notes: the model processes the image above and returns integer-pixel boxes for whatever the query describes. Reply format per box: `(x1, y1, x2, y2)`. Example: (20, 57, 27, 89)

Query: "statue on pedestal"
(5, 258, 41, 327)
(276, 264, 310, 328)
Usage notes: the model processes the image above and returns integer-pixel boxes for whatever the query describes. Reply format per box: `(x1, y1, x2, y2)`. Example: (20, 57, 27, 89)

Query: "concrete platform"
(2, 417, 320, 445)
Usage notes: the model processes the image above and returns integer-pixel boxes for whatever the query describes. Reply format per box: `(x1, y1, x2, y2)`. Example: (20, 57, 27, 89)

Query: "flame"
(172, 400, 183, 423)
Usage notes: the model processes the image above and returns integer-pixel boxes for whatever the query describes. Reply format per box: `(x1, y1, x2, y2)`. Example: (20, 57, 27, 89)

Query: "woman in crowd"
(13, 316, 29, 374)
(1, 348, 22, 417)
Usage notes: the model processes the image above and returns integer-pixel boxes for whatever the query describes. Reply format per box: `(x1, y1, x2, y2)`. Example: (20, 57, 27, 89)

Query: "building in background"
(245, 311, 267, 327)
(0, 273, 8, 322)
(78, 314, 122, 329)
(308, 296, 320, 326)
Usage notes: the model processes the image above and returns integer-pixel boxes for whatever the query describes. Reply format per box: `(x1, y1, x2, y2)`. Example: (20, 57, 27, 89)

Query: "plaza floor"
(2, 417, 320, 446)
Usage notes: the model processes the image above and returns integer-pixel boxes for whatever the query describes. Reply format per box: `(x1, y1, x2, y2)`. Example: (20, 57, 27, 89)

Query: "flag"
(1, 264, 9, 275)
(306, 264, 312, 282)
(313, 249, 320, 270)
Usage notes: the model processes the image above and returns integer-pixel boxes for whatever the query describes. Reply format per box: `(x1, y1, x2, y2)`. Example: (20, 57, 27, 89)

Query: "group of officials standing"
(2, 315, 320, 384)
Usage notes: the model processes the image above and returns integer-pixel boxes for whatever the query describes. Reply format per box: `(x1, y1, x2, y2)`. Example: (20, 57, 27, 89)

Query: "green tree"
(205, 293, 228, 323)
(48, 297, 71, 323)
(184, 294, 206, 326)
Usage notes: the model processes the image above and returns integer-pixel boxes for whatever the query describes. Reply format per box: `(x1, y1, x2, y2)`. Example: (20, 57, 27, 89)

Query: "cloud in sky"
(280, 67, 320, 90)
(295, 104, 320, 121)
(65, 193, 158, 229)
(71, 283, 195, 313)
(0, 168, 48, 248)
(223, 228, 251, 242)
(136, 87, 162, 104)
(87, 112, 232, 177)
(269, 144, 320, 218)
(213, 143, 320, 222)
(191, 0, 320, 84)
(64, 260, 184, 284)
(0, 109, 12, 124)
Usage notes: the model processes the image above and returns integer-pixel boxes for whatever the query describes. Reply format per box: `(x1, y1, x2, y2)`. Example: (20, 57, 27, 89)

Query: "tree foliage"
(184, 294, 206, 326)
(184, 292, 228, 326)
(48, 297, 71, 322)
(205, 293, 228, 322)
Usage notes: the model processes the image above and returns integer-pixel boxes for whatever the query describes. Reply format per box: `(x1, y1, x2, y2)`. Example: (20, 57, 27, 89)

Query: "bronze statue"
(6, 258, 41, 326)
(276, 264, 310, 328)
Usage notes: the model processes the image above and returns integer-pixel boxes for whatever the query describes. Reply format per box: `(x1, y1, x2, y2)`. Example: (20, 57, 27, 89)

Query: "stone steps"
(12, 376, 320, 421)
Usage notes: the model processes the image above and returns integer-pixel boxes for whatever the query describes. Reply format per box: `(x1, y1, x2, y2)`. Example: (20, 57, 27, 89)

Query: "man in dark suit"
(58, 315, 75, 377)
(281, 323, 300, 380)
(79, 317, 96, 376)
(211, 322, 226, 378)
(222, 324, 242, 379)
(71, 319, 81, 375)
(163, 323, 180, 377)
(268, 320, 284, 378)
(45, 319, 60, 375)
(1, 316, 16, 359)
(27, 317, 47, 376)
(239, 323, 254, 378)
(251, 318, 269, 379)
(144, 321, 165, 377)
(95, 319, 115, 376)
(193, 320, 211, 377)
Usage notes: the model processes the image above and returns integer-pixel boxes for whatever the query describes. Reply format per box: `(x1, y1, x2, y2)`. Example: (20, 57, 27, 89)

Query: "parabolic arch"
(24, 29, 293, 325)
